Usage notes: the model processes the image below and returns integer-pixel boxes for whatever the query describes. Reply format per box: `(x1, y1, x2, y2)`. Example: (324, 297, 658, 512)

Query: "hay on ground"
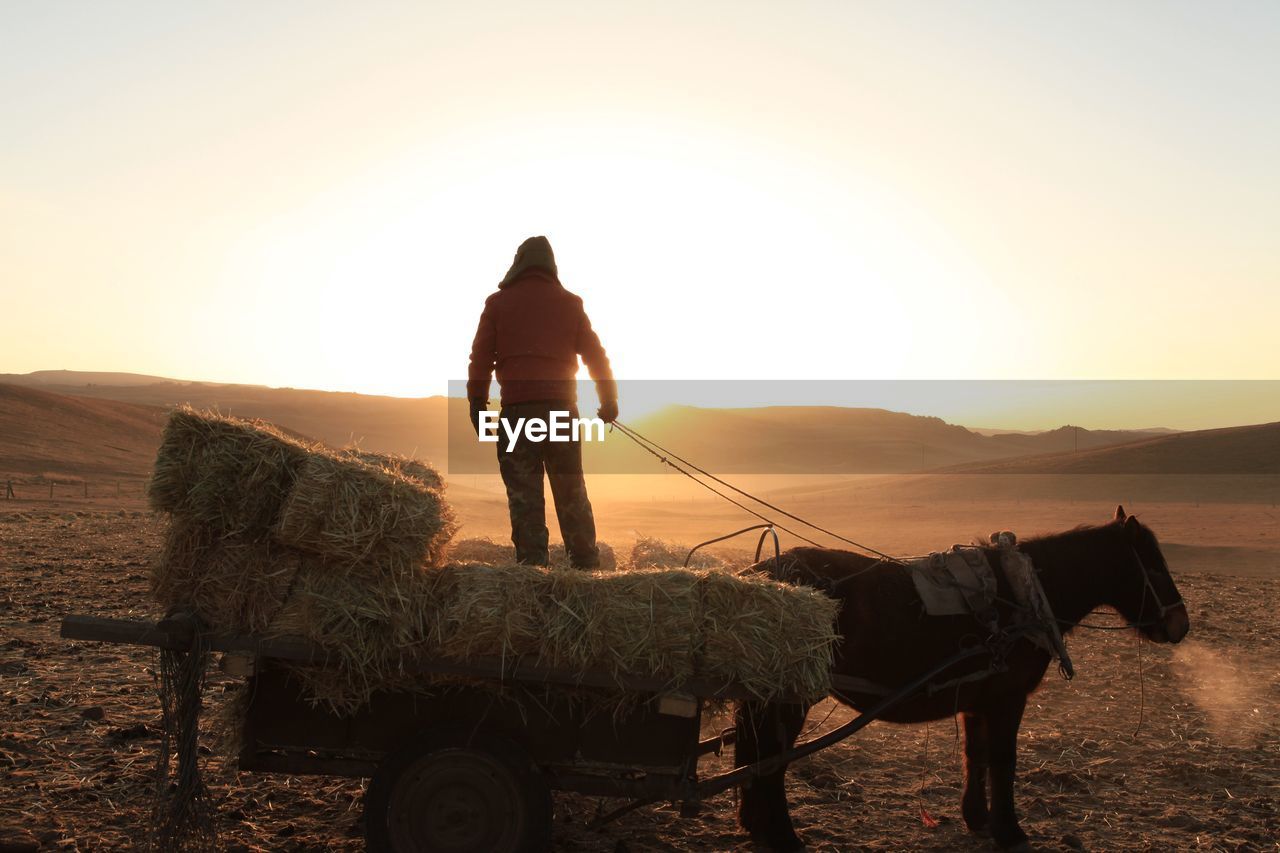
(630, 535, 725, 569)
(448, 536, 617, 571)
(148, 407, 311, 536)
(151, 518, 302, 634)
(273, 452, 456, 572)
(443, 537, 512, 565)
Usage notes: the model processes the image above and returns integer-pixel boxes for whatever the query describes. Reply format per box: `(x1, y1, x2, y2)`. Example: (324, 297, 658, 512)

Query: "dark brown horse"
(735, 507, 1190, 851)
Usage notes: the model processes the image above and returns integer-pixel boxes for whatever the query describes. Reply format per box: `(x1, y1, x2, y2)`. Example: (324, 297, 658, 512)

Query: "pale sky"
(3, 1, 1278, 400)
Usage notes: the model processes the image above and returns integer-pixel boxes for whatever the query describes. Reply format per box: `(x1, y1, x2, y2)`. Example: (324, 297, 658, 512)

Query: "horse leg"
(734, 701, 764, 835)
(985, 694, 1030, 851)
(960, 711, 990, 834)
(734, 700, 807, 851)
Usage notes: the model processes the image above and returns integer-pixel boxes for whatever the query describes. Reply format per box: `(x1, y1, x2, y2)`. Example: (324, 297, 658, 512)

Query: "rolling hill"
(0, 384, 166, 480)
(0, 370, 204, 387)
(0, 373, 453, 465)
(0, 371, 1229, 483)
(1, 371, 1173, 477)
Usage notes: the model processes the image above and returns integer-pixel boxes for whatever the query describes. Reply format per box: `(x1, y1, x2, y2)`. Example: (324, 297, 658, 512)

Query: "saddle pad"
(1000, 547, 1075, 676)
(907, 546, 997, 617)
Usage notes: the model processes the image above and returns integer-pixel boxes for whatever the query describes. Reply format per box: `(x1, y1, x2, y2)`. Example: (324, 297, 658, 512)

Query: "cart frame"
(60, 612, 992, 845)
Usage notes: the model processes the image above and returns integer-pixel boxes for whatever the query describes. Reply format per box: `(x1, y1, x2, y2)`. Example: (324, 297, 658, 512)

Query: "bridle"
(1125, 541, 1186, 737)
(1061, 541, 1184, 633)
(1130, 545, 1184, 625)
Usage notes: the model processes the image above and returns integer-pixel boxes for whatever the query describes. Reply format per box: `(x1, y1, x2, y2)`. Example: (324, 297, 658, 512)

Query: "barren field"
(2, 508, 1277, 851)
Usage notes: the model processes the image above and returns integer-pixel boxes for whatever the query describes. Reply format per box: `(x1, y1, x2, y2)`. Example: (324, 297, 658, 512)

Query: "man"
(467, 236, 618, 569)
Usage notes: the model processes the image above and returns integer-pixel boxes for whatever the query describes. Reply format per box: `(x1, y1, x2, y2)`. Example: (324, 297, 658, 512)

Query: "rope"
(611, 420, 902, 562)
(1132, 560, 1149, 738)
(150, 623, 217, 851)
(1133, 631, 1147, 738)
(608, 421, 826, 548)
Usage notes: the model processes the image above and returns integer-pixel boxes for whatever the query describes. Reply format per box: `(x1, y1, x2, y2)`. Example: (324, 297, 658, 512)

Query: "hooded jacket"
(467, 237, 616, 407)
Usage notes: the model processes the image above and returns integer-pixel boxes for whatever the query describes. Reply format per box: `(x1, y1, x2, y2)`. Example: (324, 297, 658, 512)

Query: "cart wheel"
(365, 731, 551, 853)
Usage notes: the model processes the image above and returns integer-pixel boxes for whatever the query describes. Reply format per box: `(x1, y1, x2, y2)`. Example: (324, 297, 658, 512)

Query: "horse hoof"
(993, 841, 1030, 853)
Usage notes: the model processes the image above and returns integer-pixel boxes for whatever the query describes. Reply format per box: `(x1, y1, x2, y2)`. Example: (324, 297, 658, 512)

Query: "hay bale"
(274, 452, 456, 571)
(630, 536, 724, 569)
(423, 562, 550, 660)
(275, 558, 433, 651)
(267, 560, 837, 713)
(698, 569, 839, 704)
(539, 567, 703, 682)
(447, 536, 617, 571)
(148, 407, 311, 535)
(151, 518, 302, 634)
(343, 449, 444, 490)
(265, 557, 441, 715)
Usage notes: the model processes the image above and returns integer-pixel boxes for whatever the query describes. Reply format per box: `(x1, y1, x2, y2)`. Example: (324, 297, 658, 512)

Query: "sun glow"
(4, 3, 1277, 394)
(219, 119, 1004, 398)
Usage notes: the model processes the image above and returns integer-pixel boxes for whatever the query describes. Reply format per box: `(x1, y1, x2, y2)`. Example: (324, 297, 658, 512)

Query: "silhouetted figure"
(467, 236, 617, 569)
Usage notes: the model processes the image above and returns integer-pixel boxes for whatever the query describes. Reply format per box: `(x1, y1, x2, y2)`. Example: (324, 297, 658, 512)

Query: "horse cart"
(59, 608, 994, 852)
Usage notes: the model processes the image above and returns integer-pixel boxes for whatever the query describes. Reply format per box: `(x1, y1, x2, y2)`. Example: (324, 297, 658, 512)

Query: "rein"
(610, 420, 903, 561)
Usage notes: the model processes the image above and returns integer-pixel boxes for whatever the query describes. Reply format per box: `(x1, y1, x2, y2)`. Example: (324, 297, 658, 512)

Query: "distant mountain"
(947, 421, 1280, 475)
(5, 377, 1273, 526)
(0, 371, 1181, 478)
(595, 405, 1163, 474)
(979, 425, 1176, 455)
(972, 425, 1176, 441)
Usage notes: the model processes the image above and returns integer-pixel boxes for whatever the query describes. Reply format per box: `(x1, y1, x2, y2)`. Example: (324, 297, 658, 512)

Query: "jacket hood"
(499, 235, 559, 289)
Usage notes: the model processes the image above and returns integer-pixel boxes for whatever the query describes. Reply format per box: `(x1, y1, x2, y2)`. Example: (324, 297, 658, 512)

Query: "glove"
(469, 399, 487, 436)
(597, 399, 619, 424)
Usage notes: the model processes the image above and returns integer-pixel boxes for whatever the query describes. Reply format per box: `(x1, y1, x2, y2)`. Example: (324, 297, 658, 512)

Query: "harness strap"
(995, 539, 1075, 680)
(829, 623, 1047, 701)
(831, 668, 991, 700)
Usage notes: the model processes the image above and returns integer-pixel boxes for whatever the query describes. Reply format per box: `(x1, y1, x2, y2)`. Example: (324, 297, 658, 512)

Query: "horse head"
(1108, 505, 1189, 643)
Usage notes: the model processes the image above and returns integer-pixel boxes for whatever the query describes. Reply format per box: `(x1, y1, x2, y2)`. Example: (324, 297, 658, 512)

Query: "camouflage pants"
(496, 401, 600, 569)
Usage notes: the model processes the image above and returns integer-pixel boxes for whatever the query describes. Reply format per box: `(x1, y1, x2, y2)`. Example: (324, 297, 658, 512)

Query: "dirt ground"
(1, 507, 1277, 851)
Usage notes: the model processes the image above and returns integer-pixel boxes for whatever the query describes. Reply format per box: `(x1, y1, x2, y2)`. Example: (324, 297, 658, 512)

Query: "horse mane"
(1002, 522, 1138, 588)
(1019, 517, 1162, 551)
(1020, 522, 1115, 544)
(966, 521, 1121, 554)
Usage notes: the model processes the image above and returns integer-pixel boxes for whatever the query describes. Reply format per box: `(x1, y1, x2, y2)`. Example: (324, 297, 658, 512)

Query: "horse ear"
(1123, 514, 1141, 537)
(1114, 505, 1126, 522)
